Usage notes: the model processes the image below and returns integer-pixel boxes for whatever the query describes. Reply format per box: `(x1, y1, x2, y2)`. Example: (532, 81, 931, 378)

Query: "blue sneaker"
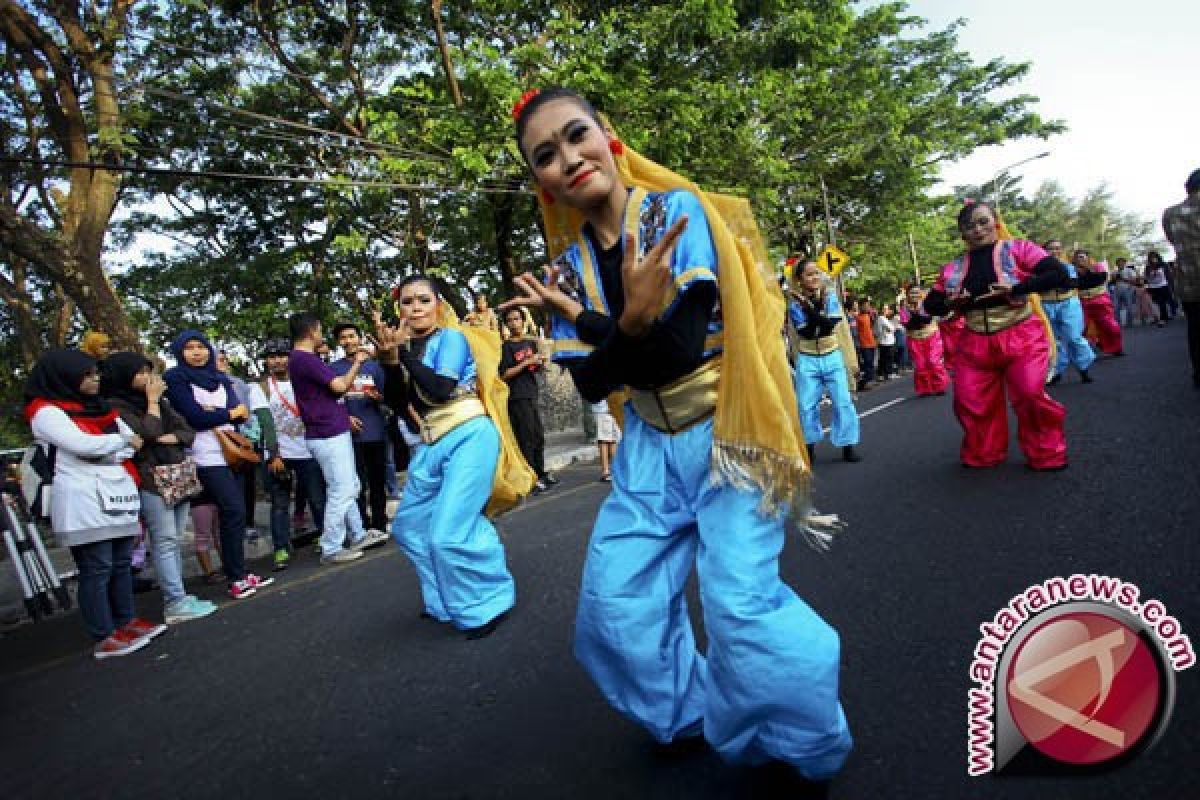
(165, 596, 218, 624)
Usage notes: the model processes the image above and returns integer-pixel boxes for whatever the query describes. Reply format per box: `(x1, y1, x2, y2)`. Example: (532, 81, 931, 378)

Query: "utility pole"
(907, 231, 921, 285)
(819, 174, 847, 299)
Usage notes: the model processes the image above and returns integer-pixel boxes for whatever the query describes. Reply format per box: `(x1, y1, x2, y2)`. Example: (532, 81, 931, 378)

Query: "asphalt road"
(2, 322, 1197, 800)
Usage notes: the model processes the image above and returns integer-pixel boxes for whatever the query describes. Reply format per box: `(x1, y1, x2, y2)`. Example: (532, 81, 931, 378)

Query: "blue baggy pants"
(794, 351, 859, 447)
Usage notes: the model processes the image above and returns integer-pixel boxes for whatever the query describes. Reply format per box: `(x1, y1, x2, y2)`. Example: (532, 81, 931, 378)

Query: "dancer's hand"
(372, 310, 410, 351)
(500, 264, 583, 322)
(619, 216, 688, 337)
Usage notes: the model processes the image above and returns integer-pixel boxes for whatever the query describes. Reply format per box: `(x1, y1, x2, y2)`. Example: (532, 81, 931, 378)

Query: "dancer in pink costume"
(900, 287, 949, 396)
(1073, 250, 1125, 356)
(923, 201, 1069, 471)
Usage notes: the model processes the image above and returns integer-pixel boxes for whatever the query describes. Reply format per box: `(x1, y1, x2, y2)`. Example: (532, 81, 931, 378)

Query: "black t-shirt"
(500, 339, 540, 400)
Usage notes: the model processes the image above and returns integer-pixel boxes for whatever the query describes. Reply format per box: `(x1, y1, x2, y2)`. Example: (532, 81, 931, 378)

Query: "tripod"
(1, 480, 71, 621)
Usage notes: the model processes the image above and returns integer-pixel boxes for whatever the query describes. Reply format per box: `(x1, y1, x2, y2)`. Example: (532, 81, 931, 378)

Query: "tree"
(1, 0, 1068, 366)
(1, 0, 140, 357)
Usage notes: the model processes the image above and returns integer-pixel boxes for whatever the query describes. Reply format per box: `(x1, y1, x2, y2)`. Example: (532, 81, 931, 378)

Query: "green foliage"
(8, 0, 1072, 360)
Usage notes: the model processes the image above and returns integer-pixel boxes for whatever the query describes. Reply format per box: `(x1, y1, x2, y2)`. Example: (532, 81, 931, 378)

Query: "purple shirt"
(287, 350, 350, 440)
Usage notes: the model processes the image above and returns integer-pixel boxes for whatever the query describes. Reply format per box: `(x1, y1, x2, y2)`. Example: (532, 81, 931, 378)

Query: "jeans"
(70, 536, 136, 641)
(878, 344, 895, 379)
(139, 491, 190, 606)
(196, 465, 247, 581)
(308, 432, 367, 556)
(263, 458, 326, 551)
(894, 330, 909, 369)
(1115, 285, 1136, 327)
(857, 347, 877, 388)
(385, 438, 400, 496)
(353, 439, 389, 531)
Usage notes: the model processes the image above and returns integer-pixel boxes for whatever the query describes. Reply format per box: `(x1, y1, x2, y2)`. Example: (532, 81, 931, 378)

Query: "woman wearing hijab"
(25, 349, 168, 659)
(102, 353, 217, 623)
(163, 330, 273, 600)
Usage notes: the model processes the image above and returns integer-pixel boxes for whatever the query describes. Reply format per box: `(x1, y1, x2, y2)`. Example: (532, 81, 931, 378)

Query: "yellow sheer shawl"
(537, 137, 833, 543)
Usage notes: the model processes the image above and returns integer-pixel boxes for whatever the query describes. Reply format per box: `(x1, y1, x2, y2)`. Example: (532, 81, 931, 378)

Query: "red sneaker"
(122, 618, 168, 640)
(94, 629, 151, 660)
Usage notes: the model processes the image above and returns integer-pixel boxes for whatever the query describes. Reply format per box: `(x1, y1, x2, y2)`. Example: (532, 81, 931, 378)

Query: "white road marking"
(822, 395, 908, 434)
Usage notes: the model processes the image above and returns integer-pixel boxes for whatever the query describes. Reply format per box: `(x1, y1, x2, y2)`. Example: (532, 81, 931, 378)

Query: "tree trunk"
(0, 257, 41, 368)
(0, 202, 139, 349)
(429, 0, 463, 108)
(490, 194, 517, 298)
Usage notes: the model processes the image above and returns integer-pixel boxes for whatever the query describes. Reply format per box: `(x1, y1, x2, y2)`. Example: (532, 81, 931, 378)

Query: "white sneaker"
(320, 549, 364, 565)
(350, 528, 389, 551)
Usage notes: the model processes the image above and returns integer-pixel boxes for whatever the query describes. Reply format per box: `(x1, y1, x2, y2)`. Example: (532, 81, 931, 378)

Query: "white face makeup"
(399, 282, 439, 334)
(960, 206, 999, 249)
(522, 98, 619, 211)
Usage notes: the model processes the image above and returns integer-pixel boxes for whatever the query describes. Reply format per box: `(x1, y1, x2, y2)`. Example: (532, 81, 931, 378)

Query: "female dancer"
(502, 87, 851, 782)
(901, 286, 949, 396)
(1073, 249, 1125, 356)
(923, 201, 1069, 470)
(788, 260, 861, 462)
(373, 276, 533, 639)
(1040, 239, 1096, 384)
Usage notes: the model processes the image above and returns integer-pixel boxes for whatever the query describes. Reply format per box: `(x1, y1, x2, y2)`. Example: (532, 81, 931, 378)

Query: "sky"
(897, 0, 1197, 246)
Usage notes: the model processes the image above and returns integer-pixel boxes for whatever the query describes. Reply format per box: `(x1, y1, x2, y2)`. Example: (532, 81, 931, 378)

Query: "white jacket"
(29, 405, 141, 547)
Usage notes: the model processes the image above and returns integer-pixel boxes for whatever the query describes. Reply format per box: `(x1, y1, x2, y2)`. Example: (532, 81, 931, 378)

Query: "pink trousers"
(952, 316, 1067, 469)
(907, 334, 949, 396)
(939, 317, 965, 373)
(1081, 294, 1124, 355)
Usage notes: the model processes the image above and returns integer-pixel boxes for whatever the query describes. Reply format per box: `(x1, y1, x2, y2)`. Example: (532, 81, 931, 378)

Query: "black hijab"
(23, 348, 110, 416)
(100, 351, 154, 413)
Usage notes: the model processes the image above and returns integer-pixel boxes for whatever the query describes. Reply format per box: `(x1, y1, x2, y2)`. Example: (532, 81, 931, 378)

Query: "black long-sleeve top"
(380, 333, 459, 421)
(923, 243, 1068, 317)
(790, 294, 839, 339)
(1076, 269, 1108, 290)
(564, 228, 718, 404)
(902, 307, 935, 331)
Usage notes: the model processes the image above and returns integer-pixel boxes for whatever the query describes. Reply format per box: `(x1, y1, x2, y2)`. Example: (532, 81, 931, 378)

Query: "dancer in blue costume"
(1041, 239, 1096, 385)
(374, 276, 515, 640)
(502, 88, 851, 782)
(788, 260, 862, 464)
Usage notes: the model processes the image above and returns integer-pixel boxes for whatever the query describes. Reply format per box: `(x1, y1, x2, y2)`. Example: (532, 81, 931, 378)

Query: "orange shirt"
(856, 312, 877, 348)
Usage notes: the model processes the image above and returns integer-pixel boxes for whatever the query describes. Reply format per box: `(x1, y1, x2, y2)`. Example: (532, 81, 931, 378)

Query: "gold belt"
(794, 334, 840, 357)
(629, 358, 720, 435)
(963, 303, 1033, 334)
(1079, 286, 1107, 300)
(907, 322, 938, 340)
(419, 394, 486, 444)
(1039, 288, 1078, 303)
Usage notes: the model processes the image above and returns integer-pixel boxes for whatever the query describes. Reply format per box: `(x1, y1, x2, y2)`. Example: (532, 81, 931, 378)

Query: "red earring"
(539, 187, 555, 206)
(608, 139, 625, 156)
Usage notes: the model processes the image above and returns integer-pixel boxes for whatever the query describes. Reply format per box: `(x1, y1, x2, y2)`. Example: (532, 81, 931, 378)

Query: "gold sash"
(906, 322, 938, 340)
(629, 358, 720, 435)
(794, 334, 840, 357)
(1079, 285, 1107, 300)
(1039, 288, 1078, 303)
(963, 303, 1033, 335)
(419, 394, 487, 445)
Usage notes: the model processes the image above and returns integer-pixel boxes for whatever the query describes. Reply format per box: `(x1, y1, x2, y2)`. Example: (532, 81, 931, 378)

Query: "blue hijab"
(164, 329, 231, 392)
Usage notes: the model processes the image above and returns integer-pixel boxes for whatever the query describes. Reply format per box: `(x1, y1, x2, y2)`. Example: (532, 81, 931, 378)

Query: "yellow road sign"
(816, 244, 849, 276)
